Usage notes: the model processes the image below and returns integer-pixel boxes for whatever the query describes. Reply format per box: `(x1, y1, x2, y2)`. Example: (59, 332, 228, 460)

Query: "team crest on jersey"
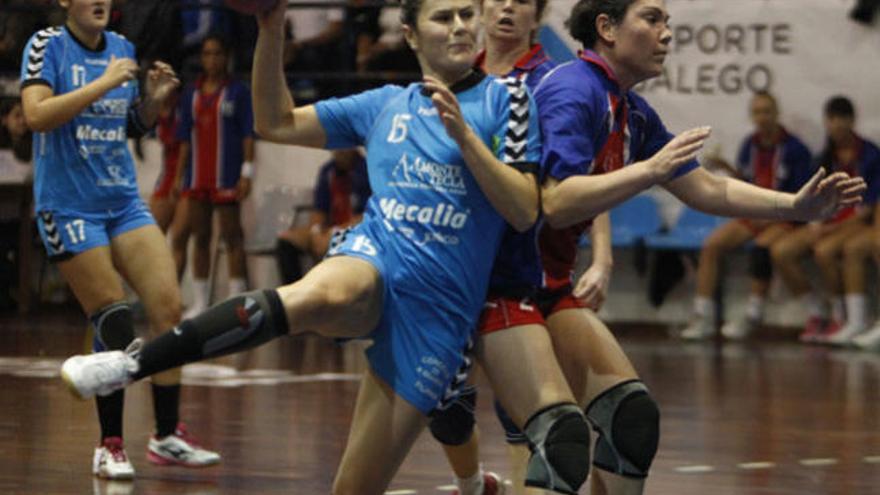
(389, 153, 467, 195)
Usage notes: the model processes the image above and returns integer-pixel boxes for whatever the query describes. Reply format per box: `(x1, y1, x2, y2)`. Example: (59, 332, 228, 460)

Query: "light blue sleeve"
(314, 85, 399, 149)
(20, 28, 61, 91)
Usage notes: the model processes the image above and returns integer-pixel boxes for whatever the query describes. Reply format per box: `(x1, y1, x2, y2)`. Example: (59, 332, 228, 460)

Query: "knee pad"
(523, 403, 591, 495)
(586, 380, 660, 479)
(90, 302, 135, 352)
(749, 246, 773, 281)
(429, 385, 477, 446)
(494, 400, 528, 445)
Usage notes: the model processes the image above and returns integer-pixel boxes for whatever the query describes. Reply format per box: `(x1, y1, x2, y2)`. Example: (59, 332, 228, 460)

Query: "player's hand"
(423, 76, 470, 145)
(256, 0, 286, 31)
(648, 126, 712, 182)
(144, 60, 180, 103)
(101, 55, 138, 88)
(573, 262, 612, 311)
(236, 177, 252, 201)
(791, 169, 866, 221)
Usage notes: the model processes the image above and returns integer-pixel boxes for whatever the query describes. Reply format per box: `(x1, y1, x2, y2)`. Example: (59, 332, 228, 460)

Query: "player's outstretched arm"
(664, 167, 866, 222)
(22, 56, 137, 133)
(542, 127, 712, 229)
(252, 1, 326, 148)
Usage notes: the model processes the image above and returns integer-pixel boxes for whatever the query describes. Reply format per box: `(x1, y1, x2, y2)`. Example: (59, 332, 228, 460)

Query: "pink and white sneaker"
(147, 423, 221, 467)
(799, 316, 827, 343)
(452, 471, 506, 495)
(93, 437, 135, 480)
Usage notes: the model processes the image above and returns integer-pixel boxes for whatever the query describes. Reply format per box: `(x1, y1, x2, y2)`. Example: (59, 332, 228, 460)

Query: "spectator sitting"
(283, 0, 346, 101)
(276, 149, 371, 284)
(0, 98, 32, 181)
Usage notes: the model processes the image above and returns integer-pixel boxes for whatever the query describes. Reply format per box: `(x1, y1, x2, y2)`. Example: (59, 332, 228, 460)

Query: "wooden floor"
(1, 307, 879, 494)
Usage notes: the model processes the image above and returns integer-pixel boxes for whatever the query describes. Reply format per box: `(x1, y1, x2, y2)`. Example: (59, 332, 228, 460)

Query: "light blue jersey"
(21, 26, 146, 212)
(316, 72, 541, 413)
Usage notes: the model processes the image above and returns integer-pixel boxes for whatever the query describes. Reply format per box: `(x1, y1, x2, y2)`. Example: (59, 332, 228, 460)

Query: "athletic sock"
(745, 294, 765, 322)
(455, 467, 485, 495)
(151, 383, 181, 438)
(800, 292, 825, 319)
(228, 277, 247, 297)
(694, 296, 715, 320)
(845, 293, 868, 328)
(831, 297, 845, 323)
(191, 278, 209, 309)
(96, 391, 125, 440)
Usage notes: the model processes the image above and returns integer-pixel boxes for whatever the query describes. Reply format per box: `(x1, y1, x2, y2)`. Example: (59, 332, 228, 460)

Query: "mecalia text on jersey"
(378, 198, 470, 229)
(75, 124, 127, 142)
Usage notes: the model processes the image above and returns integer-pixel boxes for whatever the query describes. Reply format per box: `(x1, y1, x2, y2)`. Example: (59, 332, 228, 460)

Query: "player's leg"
(332, 367, 429, 495)
(148, 195, 176, 233)
(277, 224, 313, 284)
(110, 218, 221, 467)
(479, 320, 591, 495)
(168, 198, 191, 279)
(37, 210, 135, 479)
(216, 203, 248, 296)
(547, 308, 656, 495)
(854, 229, 880, 349)
(769, 224, 825, 340)
(682, 220, 754, 340)
(812, 222, 863, 342)
(184, 195, 213, 317)
(722, 222, 791, 339)
(829, 227, 874, 344)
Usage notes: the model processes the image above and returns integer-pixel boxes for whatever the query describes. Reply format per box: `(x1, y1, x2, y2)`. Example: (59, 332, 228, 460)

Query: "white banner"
(543, 0, 880, 163)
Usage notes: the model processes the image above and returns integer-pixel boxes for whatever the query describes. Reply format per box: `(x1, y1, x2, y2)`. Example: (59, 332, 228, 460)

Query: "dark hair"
(0, 99, 32, 162)
(400, 0, 425, 28)
(824, 95, 855, 119)
(818, 95, 857, 171)
(566, 0, 638, 49)
(202, 32, 231, 56)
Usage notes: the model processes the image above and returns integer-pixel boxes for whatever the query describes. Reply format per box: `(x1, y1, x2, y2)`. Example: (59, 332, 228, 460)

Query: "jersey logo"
(500, 77, 530, 163)
(387, 113, 412, 144)
(71, 64, 86, 87)
(24, 27, 61, 81)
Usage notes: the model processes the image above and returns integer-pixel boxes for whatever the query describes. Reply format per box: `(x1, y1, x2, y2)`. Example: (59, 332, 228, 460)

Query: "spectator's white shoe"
(853, 322, 880, 351)
(61, 340, 141, 400)
(825, 321, 868, 346)
(92, 437, 135, 480)
(147, 423, 221, 467)
(721, 317, 758, 340)
(680, 316, 714, 340)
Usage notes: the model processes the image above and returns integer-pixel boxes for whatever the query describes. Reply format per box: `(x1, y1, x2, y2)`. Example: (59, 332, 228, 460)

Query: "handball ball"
(224, 0, 278, 15)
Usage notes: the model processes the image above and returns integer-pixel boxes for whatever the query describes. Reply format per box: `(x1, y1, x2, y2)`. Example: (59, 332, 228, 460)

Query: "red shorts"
(183, 187, 238, 205)
(478, 288, 588, 335)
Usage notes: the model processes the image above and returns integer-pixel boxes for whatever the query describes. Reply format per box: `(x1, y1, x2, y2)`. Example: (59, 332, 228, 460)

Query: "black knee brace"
(523, 403, 591, 495)
(494, 400, 528, 444)
(586, 380, 660, 479)
(429, 385, 477, 446)
(749, 246, 773, 281)
(90, 302, 135, 352)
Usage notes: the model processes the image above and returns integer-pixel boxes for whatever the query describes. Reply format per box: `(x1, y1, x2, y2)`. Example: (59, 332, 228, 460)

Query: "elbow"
(511, 205, 539, 233)
(25, 114, 51, 133)
(542, 196, 572, 230)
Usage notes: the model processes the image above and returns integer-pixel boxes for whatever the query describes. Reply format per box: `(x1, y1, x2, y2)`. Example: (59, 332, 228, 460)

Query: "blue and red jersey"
(533, 50, 699, 290)
(177, 77, 254, 191)
(736, 128, 812, 193)
(826, 134, 880, 222)
(313, 157, 371, 226)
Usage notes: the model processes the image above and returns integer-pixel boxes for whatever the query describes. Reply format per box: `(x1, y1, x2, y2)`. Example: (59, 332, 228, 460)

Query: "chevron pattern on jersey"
(435, 337, 475, 412)
(25, 27, 62, 80)
(39, 211, 65, 255)
(500, 77, 530, 164)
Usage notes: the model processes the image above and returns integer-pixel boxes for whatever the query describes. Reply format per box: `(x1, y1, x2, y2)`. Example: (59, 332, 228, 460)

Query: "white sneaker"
(853, 322, 880, 351)
(92, 437, 135, 480)
(721, 317, 758, 340)
(825, 322, 868, 346)
(680, 316, 714, 340)
(61, 340, 141, 400)
(147, 423, 221, 467)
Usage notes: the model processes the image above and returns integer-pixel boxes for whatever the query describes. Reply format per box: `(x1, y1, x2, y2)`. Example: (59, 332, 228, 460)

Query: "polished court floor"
(1, 308, 878, 494)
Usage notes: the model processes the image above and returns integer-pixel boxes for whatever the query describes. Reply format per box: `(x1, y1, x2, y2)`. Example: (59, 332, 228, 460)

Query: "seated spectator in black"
(109, 0, 184, 73)
(276, 149, 370, 284)
(0, 97, 33, 311)
(0, 98, 32, 166)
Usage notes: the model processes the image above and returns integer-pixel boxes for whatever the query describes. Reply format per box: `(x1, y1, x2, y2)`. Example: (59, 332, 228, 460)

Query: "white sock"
(831, 297, 845, 323)
(191, 278, 209, 309)
(800, 292, 825, 318)
(228, 277, 247, 297)
(694, 296, 715, 319)
(845, 293, 867, 328)
(745, 294, 765, 322)
(455, 468, 485, 495)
